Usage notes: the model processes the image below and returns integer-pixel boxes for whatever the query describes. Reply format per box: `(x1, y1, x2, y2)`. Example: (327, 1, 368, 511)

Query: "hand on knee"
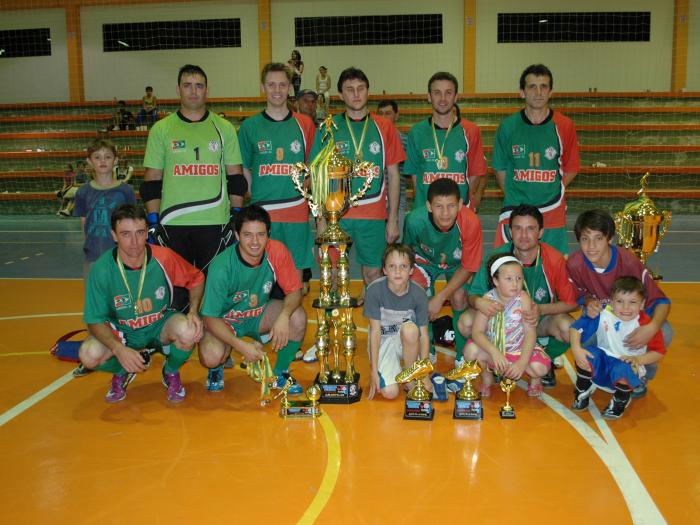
(381, 384, 400, 400)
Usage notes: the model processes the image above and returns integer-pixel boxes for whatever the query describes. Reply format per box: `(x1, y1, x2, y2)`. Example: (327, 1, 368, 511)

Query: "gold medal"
(345, 112, 369, 164)
(437, 156, 448, 170)
(355, 152, 363, 163)
(276, 147, 284, 162)
(117, 250, 148, 319)
(431, 118, 454, 171)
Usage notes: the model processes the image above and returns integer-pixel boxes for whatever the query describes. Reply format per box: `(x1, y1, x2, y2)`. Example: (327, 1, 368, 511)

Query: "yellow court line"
(297, 413, 342, 524)
(0, 351, 50, 357)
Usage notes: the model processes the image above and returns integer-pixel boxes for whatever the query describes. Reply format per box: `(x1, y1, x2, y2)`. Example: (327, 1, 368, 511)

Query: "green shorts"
(540, 227, 568, 255)
(413, 264, 469, 297)
(339, 218, 385, 268)
(224, 303, 267, 340)
(270, 220, 315, 270)
(118, 310, 177, 350)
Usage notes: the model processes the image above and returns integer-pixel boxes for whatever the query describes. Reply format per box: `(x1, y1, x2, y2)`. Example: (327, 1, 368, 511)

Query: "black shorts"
(162, 224, 227, 273)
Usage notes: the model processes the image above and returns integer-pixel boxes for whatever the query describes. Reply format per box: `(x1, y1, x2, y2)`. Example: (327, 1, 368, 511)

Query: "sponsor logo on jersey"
(171, 140, 186, 151)
(544, 146, 557, 160)
(419, 243, 435, 257)
(114, 294, 131, 309)
(534, 287, 547, 301)
(223, 306, 265, 322)
(155, 286, 166, 300)
(422, 172, 466, 185)
(257, 141, 272, 154)
(173, 164, 220, 176)
(335, 140, 350, 154)
(118, 310, 164, 329)
(208, 140, 220, 152)
(454, 149, 466, 162)
(422, 149, 437, 161)
(512, 144, 526, 158)
(369, 141, 380, 155)
(356, 165, 381, 178)
(263, 281, 273, 294)
(259, 164, 294, 176)
(290, 140, 302, 154)
(233, 290, 249, 302)
(512, 169, 557, 183)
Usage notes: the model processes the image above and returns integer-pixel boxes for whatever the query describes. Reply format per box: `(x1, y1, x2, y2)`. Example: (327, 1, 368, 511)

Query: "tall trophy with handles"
(291, 117, 375, 404)
(614, 173, 672, 279)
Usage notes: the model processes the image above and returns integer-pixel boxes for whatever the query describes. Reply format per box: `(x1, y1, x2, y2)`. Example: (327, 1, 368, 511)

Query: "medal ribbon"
(431, 117, 454, 168)
(345, 112, 369, 161)
(116, 251, 148, 317)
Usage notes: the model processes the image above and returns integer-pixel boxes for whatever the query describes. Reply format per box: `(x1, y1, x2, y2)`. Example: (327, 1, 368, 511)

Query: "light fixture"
(117, 40, 130, 47)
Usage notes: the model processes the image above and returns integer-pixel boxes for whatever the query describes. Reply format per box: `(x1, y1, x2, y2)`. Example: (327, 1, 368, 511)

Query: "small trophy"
(276, 380, 322, 419)
(245, 354, 276, 407)
(395, 358, 435, 420)
(499, 379, 516, 419)
(446, 360, 484, 420)
(614, 173, 672, 280)
(291, 117, 376, 405)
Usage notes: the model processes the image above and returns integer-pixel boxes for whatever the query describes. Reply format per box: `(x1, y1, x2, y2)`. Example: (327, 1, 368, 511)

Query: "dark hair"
(337, 67, 369, 92)
(574, 209, 616, 241)
(509, 204, 544, 230)
(427, 178, 460, 203)
(519, 64, 553, 90)
(261, 62, 292, 83)
(486, 253, 522, 289)
(117, 100, 126, 107)
(377, 100, 398, 113)
(145, 86, 153, 91)
(178, 64, 207, 86)
(111, 204, 147, 231)
(291, 49, 301, 61)
(611, 276, 645, 299)
(428, 71, 459, 93)
(235, 204, 272, 235)
(382, 243, 415, 269)
(87, 138, 117, 157)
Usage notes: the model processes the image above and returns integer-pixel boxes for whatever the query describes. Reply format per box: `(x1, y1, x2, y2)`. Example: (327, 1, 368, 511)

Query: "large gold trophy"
(614, 173, 672, 279)
(291, 117, 375, 404)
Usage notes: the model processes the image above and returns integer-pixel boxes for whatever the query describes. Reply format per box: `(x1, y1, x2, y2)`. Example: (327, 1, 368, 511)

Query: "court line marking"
(297, 414, 342, 525)
(0, 369, 74, 427)
(0, 312, 82, 321)
(0, 351, 48, 357)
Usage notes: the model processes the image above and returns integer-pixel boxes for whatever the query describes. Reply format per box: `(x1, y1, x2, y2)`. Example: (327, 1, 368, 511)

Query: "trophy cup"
(446, 360, 484, 420)
(614, 173, 672, 279)
(499, 379, 516, 419)
(395, 358, 435, 420)
(276, 379, 322, 418)
(291, 117, 375, 404)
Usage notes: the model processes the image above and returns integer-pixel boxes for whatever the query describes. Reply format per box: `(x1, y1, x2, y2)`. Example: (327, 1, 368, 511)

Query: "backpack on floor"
(50, 329, 87, 363)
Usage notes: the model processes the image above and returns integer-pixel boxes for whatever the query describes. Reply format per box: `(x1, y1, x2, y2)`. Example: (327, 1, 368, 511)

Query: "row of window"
(0, 12, 651, 58)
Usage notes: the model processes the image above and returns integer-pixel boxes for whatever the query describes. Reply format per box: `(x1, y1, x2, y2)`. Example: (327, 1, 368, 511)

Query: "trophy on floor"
(614, 172, 672, 280)
(395, 358, 435, 420)
(291, 116, 375, 404)
(446, 360, 484, 420)
(276, 379, 322, 418)
(499, 379, 516, 419)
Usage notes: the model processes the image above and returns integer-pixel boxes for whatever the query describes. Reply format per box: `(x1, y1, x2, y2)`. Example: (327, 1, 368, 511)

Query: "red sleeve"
(460, 119, 487, 177)
(553, 112, 580, 175)
(265, 239, 302, 294)
(372, 114, 406, 167)
(151, 245, 204, 290)
(457, 207, 483, 272)
(293, 112, 317, 161)
(638, 312, 666, 355)
(542, 243, 577, 305)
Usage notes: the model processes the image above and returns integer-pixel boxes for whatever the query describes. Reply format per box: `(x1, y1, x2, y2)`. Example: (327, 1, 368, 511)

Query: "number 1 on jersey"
(194, 146, 200, 161)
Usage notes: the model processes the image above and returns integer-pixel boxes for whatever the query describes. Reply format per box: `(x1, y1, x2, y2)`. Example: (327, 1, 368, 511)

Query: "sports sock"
(273, 340, 302, 376)
(164, 344, 192, 374)
(452, 308, 466, 358)
(613, 382, 632, 404)
(575, 365, 593, 393)
(96, 356, 126, 375)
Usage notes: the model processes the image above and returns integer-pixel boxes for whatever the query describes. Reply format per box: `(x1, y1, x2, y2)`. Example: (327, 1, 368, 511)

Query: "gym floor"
(0, 214, 697, 524)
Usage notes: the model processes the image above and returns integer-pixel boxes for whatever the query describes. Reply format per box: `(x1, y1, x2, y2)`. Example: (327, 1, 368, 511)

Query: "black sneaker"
(541, 366, 556, 388)
(572, 384, 596, 411)
(601, 396, 631, 420)
(72, 363, 93, 377)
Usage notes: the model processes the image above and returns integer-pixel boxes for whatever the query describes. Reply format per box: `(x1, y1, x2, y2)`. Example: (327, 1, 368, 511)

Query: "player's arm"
(471, 309, 508, 374)
(367, 318, 382, 400)
(569, 323, 594, 371)
(269, 289, 303, 352)
(385, 163, 400, 243)
(203, 316, 264, 362)
(87, 322, 147, 373)
(625, 302, 670, 349)
(563, 171, 578, 186)
(468, 175, 487, 211)
(142, 168, 163, 214)
(507, 295, 536, 380)
(495, 170, 506, 192)
(226, 163, 245, 208)
(185, 280, 205, 342)
(419, 324, 430, 360)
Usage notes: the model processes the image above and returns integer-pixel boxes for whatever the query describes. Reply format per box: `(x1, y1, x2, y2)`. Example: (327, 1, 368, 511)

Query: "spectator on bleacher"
(377, 99, 409, 240)
(114, 158, 133, 184)
(316, 94, 328, 123)
(316, 66, 331, 110)
(287, 50, 304, 98)
(56, 163, 76, 216)
(403, 71, 487, 213)
(136, 86, 158, 130)
(296, 88, 319, 126)
(57, 160, 88, 217)
(492, 64, 580, 255)
(114, 100, 135, 131)
(141, 64, 243, 311)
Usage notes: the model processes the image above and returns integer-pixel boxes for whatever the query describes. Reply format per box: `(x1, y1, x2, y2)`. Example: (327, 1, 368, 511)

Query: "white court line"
(0, 370, 74, 427)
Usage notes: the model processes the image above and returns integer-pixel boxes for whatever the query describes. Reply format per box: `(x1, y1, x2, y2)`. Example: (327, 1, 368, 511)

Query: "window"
(0, 28, 51, 58)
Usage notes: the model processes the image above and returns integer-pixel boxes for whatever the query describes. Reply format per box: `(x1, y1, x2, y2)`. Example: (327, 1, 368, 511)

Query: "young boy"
(570, 277, 666, 419)
(364, 244, 430, 400)
(74, 139, 136, 277)
(137, 86, 158, 129)
(566, 209, 672, 397)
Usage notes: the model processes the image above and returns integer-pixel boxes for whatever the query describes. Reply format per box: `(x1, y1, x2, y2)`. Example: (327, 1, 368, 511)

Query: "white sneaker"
(429, 352, 437, 365)
(302, 345, 318, 363)
(554, 355, 565, 369)
(454, 356, 465, 368)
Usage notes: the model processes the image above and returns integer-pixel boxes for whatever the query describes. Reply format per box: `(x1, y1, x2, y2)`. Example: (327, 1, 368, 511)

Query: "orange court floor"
(0, 278, 697, 524)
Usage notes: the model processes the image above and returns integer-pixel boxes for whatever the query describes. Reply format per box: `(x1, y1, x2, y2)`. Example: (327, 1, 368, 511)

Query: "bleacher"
(1, 92, 699, 214)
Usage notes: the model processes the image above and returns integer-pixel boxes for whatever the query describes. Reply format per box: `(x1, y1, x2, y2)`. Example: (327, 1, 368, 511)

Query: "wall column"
(258, 0, 272, 93)
(65, 3, 85, 102)
(671, 0, 689, 92)
(463, 0, 476, 93)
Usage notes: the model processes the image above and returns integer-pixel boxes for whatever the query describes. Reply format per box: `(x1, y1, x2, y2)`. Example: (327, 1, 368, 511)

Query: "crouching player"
(570, 277, 666, 419)
(79, 204, 204, 403)
(198, 205, 307, 393)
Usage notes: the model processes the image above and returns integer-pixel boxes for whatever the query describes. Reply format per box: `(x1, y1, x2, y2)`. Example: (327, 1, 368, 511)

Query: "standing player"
(404, 72, 487, 211)
(493, 64, 580, 254)
(78, 204, 204, 404)
(309, 67, 404, 288)
(377, 100, 409, 240)
(403, 179, 482, 365)
(198, 205, 307, 393)
(141, 64, 244, 281)
(238, 63, 317, 285)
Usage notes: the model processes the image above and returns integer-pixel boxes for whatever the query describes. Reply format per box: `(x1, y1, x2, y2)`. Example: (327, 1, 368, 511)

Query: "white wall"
(475, 0, 675, 92)
(0, 9, 69, 103)
(687, 0, 700, 90)
(270, 0, 464, 95)
(81, 1, 259, 100)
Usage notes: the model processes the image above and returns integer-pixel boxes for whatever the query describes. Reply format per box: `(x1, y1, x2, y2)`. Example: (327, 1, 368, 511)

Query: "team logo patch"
(233, 290, 248, 302)
(534, 287, 547, 301)
(290, 140, 302, 154)
(455, 149, 465, 162)
(263, 281, 273, 294)
(114, 294, 131, 309)
(155, 286, 166, 300)
(249, 294, 259, 308)
(276, 147, 284, 161)
(171, 140, 186, 151)
(208, 140, 220, 152)
(512, 144, 526, 158)
(257, 141, 272, 154)
(369, 141, 380, 155)
(336, 140, 350, 154)
(453, 247, 462, 260)
(545, 146, 557, 160)
(422, 149, 436, 161)
(420, 243, 434, 257)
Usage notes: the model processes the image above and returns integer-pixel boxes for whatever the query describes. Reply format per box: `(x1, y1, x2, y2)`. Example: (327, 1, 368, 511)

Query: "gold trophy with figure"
(276, 379, 322, 418)
(614, 173, 672, 280)
(291, 117, 375, 404)
(446, 360, 484, 420)
(499, 379, 516, 419)
(395, 358, 435, 420)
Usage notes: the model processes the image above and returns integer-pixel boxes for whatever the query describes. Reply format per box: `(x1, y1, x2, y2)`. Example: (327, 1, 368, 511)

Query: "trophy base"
(499, 407, 516, 419)
(280, 401, 321, 419)
(453, 398, 483, 420)
(315, 373, 362, 404)
(404, 398, 434, 420)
